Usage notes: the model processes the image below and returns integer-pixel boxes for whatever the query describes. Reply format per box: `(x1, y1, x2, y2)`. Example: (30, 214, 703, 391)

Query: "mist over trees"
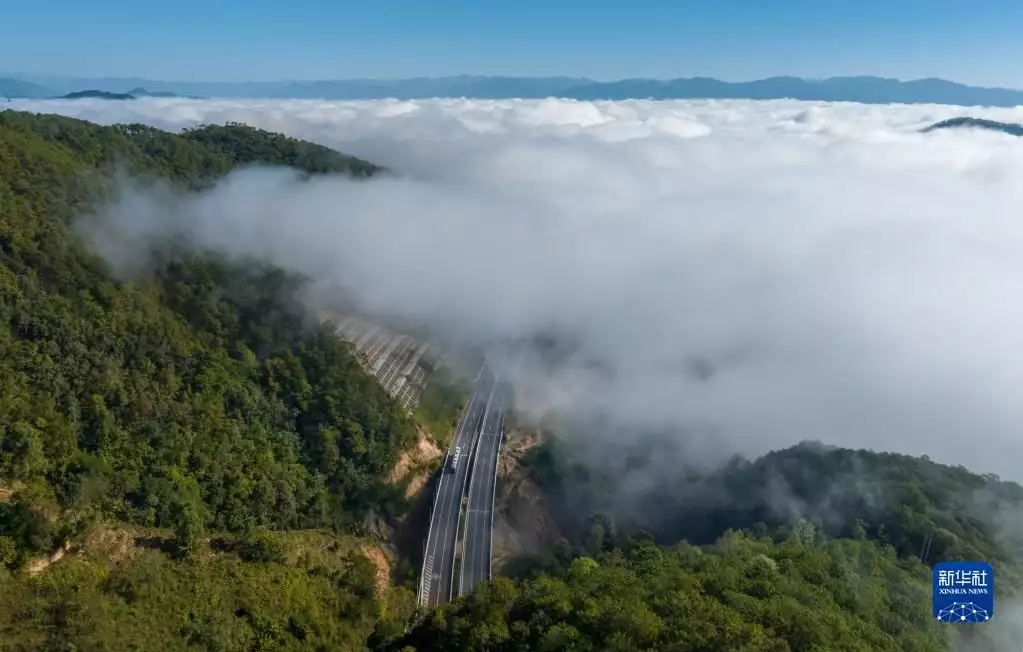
(0, 111, 416, 648)
(1, 109, 1021, 650)
(527, 437, 1023, 570)
(395, 440, 1023, 651)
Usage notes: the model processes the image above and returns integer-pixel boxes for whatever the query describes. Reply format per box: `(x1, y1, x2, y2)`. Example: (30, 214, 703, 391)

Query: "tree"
(0, 111, 415, 648)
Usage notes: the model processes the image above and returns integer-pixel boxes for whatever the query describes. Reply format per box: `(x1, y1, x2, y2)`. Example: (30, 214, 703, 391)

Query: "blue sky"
(4, 0, 1023, 86)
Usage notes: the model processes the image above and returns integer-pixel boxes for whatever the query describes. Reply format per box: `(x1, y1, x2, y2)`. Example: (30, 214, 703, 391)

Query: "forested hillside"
(0, 110, 413, 649)
(496, 438, 1023, 651)
(398, 533, 950, 651)
(527, 437, 1023, 570)
(653, 442, 1023, 571)
(3, 109, 1020, 650)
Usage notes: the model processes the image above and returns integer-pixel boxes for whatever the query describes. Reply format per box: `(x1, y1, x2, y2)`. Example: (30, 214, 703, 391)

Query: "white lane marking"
(419, 363, 485, 606)
(458, 365, 503, 596)
(461, 351, 514, 595)
(422, 555, 435, 597)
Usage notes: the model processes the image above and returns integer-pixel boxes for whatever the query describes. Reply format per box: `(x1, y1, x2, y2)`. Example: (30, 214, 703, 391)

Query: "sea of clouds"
(11, 96, 1023, 479)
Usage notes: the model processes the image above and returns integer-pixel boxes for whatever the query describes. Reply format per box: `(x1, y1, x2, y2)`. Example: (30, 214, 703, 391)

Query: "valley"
(2, 107, 1022, 652)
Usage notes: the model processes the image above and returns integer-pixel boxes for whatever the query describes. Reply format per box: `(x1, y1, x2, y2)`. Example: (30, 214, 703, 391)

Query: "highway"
(418, 362, 493, 608)
(418, 346, 520, 607)
(458, 370, 512, 596)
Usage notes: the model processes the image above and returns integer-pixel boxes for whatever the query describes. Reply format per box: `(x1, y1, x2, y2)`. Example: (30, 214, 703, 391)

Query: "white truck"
(445, 446, 462, 474)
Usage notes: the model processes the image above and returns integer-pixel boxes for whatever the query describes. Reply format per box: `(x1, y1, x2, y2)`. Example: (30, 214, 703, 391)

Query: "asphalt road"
(419, 363, 494, 608)
(458, 373, 511, 596)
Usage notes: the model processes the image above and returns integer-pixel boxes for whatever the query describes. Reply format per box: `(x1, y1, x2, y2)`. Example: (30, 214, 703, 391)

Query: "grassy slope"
(0, 526, 412, 651)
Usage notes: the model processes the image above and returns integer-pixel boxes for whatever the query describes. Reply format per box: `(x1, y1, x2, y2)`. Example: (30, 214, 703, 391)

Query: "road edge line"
(454, 353, 503, 597)
(417, 360, 484, 606)
(488, 344, 525, 581)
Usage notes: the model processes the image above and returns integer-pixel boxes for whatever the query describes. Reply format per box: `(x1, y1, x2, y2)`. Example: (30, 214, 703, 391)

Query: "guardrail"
(487, 345, 524, 580)
(457, 348, 518, 596)
(487, 396, 506, 582)
(417, 360, 486, 607)
(453, 365, 500, 598)
(417, 471, 445, 605)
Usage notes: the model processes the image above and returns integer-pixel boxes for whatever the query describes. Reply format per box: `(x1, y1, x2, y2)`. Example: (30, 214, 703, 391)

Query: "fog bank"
(23, 96, 1023, 480)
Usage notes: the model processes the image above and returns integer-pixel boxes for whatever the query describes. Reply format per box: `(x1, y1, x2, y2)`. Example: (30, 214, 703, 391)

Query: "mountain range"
(53, 88, 185, 100)
(4, 73, 1023, 107)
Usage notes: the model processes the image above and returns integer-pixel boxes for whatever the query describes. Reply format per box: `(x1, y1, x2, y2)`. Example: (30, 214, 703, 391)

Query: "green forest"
(527, 437, 1023, 571)
(399, 532, 948, 651)
(0, 110, 415, 650)
(2, 109, 1020, 650)
(443, 438, 1020, 652)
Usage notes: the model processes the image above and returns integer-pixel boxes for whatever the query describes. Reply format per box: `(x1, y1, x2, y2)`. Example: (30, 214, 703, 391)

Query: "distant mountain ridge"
(127, 86, 181, 98)
(5, 73, 1023, 107)
(58, 89, 136, 100)
(0, 77, 52, 99)
(566, 75, 1023, 107)
(43, 88, 185, 100)
(921, 116, 1023, 136)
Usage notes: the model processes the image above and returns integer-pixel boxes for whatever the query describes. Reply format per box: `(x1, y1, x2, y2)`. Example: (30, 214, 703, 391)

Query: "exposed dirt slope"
(360, 543, 393, 596)
(493, 429, 563, 570)
(388, 425, 443, 499)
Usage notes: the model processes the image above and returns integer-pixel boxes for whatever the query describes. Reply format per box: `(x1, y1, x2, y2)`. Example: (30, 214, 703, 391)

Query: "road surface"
(418, 363, 493, 608)
(458, 370, 512, 596)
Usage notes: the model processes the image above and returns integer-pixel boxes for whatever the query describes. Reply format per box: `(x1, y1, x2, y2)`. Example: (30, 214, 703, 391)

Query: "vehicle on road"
(445, 446, 461, 473)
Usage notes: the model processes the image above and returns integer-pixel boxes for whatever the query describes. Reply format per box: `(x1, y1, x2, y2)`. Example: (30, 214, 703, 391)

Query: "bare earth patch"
(79, 524, 139, 564)
(497, 429, 539, 477)
(389, 426, 443, 498)
(359, 543, 392, 596)
(26, 541, 73, 577)
(492, 429, 562, 570)
(0, 481, 25, 503)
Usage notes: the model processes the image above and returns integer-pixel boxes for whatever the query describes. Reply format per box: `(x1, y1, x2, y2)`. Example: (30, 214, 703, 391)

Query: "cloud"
(13, 96, 1023, 479)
